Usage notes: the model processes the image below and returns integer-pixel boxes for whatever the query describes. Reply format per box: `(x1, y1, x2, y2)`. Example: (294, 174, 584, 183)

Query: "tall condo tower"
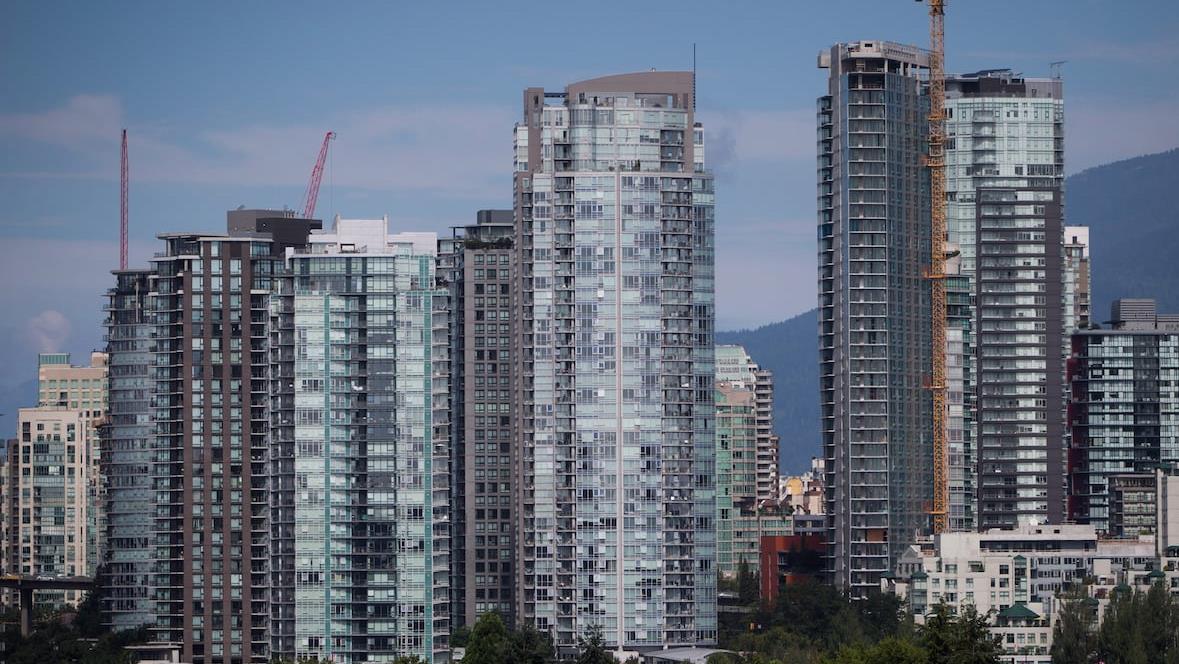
(148, 211, 319, 663)
(513, 71, 717, 654)
(437, 210, 517, 629)
(944, 70, 1066, 529)
(102, 269, 155, 630)
(817, 41, 933, 595)
(269, 218, 451, 663)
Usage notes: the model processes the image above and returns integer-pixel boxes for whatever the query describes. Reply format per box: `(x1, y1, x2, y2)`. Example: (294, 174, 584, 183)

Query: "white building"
(885, 524, 1177, 664)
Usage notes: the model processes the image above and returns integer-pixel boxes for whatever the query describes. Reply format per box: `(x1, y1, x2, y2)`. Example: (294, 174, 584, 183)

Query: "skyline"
(3, 0, 1179, 411)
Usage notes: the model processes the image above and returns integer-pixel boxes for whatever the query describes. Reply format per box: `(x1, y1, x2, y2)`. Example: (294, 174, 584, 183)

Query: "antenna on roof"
(692, 43, 697, 111)
(1050, 60, 1066, 79)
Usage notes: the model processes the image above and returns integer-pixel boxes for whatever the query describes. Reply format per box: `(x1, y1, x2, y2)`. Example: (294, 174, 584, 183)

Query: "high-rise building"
(10, 406, 98, 607)
(945, 251, 977, 532)
(101, 269, 156, 630)
(513, 71, 717, 653)
(1063, 226, 1091, 332)
(437, 209, 516, 629)
(267, 217, 451, 663)
(1068, 298, 1179, 535)
(715, 345, 779, 502)
(148, 211, 318, 663)
(944, 69, 1066, 529)
(714, 346, 791, 579)
(36, 352, 109, 572)
(817, 41, 932, 594)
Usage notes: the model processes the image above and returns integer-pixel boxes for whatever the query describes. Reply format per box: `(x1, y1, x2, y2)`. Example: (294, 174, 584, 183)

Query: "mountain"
(716, 309, 819, 474)
(1066, 148, 1179, 318)
(721, 147, 1179, 474)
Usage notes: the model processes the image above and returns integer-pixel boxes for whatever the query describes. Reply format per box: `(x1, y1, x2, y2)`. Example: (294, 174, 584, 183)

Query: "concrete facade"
(818, 40, 933, 595)
(438, 209, 517, 629)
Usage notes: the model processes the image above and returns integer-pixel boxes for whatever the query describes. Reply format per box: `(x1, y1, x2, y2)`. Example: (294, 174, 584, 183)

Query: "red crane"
(120, 129, 129, 270)
(301, 131, 335, 219)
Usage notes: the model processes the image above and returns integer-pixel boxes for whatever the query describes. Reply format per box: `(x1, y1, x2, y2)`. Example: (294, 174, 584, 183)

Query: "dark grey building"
(817, 40, 932, 595)
(1068, 299, 1179, 535)
(149, 212, 318, 664)
(438, 210, 516, 629)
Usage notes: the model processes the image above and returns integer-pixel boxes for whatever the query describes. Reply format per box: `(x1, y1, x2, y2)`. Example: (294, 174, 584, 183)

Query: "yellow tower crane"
(920, 0, 949, 535)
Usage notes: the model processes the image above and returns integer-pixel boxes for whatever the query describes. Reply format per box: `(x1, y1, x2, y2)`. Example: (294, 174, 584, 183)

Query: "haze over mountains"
(721, 147, 1179, 473)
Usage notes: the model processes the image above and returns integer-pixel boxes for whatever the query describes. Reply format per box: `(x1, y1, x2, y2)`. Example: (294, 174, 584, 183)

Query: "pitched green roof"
(998, 603, 1040, 620)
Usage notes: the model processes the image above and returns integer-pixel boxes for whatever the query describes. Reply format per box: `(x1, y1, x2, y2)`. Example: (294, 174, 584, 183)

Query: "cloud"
(0, 95, 516, 198)
(25, 310, 70, 354)
(0, 94, 123, 150)
(707, 109, 814, 171)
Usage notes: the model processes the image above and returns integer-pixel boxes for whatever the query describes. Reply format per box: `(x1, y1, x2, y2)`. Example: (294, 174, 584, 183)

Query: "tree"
(509, 623, 556, 664)
(576, 624, 618, 664)
(827, 636, 928, 664)
(457, 612, 555, 664)
(1051, 584, 1096, 664)
(462, 612, 512, 664)
(1097, 587, 1148, 664)
(738, 558, 760, 605)
(1143, 578, 1179, 664)
(918, 603, 1002, 664)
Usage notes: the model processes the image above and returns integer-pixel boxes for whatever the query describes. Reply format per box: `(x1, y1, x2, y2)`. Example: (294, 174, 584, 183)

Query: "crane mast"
(922, 0, 949, 535)
(120, 129, 129, 270)
(301, 131, 336, 219)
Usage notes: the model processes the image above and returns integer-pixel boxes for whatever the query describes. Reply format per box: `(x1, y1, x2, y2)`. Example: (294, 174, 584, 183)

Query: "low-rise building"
(884, 524, 1175, 664)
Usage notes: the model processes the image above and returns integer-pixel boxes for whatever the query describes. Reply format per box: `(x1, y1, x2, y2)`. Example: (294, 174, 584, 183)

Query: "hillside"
(1066, 148, 1179, 318)
(716, 309, 819, 474)
(721, 147, 1179, 474)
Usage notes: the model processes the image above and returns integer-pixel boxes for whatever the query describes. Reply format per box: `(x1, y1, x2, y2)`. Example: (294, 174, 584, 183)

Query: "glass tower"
(1069, 299, 1179, 534)
(271, 218, 451, 663)
(945, 70, 1066, 528)
(817, 41, 933, 595)
(513, 71, 717, 654)
(102, 269, 156, 630)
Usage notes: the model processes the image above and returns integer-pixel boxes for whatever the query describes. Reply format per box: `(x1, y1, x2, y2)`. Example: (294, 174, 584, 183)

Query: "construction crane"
(301, 131, 335, 219)
(920, 0, 949, 535)
(120, 129, 129, 270)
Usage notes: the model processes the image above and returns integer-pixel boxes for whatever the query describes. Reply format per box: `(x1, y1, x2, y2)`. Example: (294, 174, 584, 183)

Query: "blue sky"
(1, 0, 1177, 407)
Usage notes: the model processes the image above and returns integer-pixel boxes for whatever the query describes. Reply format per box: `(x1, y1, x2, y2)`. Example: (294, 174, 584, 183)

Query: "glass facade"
(272, 220, 451, 664)
(945, 70, 1066, 528)
(1069, 313, 1179, 534)
(818, 41, 933, 595)
(102, 270, 156, 630)
(514, 72, 716, 653)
